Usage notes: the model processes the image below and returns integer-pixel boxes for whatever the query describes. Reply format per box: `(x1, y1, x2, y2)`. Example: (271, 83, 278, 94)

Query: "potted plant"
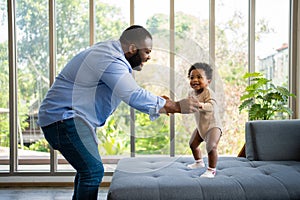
(237, 72, 296, 156)
(239, 72, 295, 120)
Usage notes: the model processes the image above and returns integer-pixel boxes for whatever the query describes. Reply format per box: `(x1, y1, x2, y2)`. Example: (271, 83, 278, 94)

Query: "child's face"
(189, 69, 211, 91)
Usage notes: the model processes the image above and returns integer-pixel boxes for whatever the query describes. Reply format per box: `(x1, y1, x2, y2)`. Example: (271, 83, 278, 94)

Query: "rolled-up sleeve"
(149, 96, 166, 121)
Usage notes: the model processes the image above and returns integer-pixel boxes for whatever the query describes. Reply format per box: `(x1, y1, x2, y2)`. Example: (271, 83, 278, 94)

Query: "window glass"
(95, 0, 131, 158)
(134, 0, 171, 155)
(56, 0, 90, 73)
(55, 0, 90, 171)
(95, 0, 129, 41)
(215, 0, 248, 154)
(174, 0, 210, 155)
(16, 0, 50, 171)
(256, 0, 289, 87)
(0, 0, 9, 172)
(3, 0, 294, 174)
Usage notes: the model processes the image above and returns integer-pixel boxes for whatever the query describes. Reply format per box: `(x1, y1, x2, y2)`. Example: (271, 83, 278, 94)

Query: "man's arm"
(101, 64, 199, 118)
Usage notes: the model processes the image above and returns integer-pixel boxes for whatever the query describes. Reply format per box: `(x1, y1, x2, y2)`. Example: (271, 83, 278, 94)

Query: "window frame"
(2, 0, 299, 180)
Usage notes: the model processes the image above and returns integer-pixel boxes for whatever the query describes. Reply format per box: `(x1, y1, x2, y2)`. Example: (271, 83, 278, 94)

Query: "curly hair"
(188, 62, 213, 80)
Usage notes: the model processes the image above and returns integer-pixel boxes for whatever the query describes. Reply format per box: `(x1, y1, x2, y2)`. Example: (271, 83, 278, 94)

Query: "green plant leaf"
(248, 104, 263, 120)
(256, 78, 270, 87)
(242, 72, 262, 79)
(264, 92, 283, 102)
(277, 86, 296, 98)
(238, 98, 253, 112)
(240, 93, 254, 101)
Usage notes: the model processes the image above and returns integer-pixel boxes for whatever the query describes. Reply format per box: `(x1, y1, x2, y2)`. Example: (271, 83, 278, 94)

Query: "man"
(38, 25, 199, 200)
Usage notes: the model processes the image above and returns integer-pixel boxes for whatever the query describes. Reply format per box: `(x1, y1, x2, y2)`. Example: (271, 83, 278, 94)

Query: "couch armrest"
(246, 119, 300, 161)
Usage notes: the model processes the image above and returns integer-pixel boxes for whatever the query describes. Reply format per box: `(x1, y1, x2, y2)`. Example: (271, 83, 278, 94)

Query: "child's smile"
(189, 69, 210, 92)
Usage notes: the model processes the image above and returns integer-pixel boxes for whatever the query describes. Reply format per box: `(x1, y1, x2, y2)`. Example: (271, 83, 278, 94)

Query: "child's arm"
(199, 89, 216, 112)
(199, 99, 216, 111)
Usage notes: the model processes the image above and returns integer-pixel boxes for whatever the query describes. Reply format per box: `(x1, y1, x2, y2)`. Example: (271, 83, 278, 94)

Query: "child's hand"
(178, 97, 200, 113)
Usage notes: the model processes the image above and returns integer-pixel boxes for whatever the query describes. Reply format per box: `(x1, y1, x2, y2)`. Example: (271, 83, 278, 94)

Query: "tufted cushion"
(246, 120, 300, 161)
(107, 157, 300, 200)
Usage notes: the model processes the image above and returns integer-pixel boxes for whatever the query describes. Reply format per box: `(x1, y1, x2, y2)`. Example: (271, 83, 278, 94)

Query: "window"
(15, 0, 49, 172)
(256, 0, 289, 88)
(215, 0, 249, 154)
(0, 0, 9, 173)
(134, 0, 171, 155)
(174, 0, 210, 155)
(1, 0, 298, 178)
(95, 0, 131, 158)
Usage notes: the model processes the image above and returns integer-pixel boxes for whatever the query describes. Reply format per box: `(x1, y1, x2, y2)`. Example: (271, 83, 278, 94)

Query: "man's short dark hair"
(120, 25, 152, 46)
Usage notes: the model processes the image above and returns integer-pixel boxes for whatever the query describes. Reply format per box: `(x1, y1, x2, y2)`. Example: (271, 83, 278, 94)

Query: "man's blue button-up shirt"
(38, 40, 166, 131)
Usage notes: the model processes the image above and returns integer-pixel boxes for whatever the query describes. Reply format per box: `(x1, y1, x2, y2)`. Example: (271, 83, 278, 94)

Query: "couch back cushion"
(246, 119, 300, 161)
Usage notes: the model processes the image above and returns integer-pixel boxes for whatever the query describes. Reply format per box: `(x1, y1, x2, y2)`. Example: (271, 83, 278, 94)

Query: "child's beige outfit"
(188, 87, 223, 178)
(189, 87, 223, 140)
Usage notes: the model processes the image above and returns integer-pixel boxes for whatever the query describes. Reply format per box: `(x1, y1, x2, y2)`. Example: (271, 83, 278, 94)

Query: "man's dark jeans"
(42, 117, 104, 200)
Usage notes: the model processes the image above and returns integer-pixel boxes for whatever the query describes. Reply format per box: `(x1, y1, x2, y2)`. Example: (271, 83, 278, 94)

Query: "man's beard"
(127, 50, 142, 71)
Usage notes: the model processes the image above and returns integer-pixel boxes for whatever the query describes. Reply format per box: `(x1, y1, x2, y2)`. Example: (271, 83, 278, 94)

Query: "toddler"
(186, 62, 222, 178)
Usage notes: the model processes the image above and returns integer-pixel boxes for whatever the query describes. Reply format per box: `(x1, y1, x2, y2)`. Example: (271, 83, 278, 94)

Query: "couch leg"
(238, 144, 245, 157)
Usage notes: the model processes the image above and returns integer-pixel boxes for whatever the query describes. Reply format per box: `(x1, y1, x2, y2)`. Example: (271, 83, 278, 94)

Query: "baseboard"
(0, 175, 111, 187)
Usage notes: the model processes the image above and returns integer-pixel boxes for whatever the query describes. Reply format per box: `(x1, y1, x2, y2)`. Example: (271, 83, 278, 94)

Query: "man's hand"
(178, 97, 200, 114)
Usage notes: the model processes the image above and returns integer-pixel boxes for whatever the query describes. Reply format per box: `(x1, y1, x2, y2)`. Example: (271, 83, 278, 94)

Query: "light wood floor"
(0, 187, 109, 200)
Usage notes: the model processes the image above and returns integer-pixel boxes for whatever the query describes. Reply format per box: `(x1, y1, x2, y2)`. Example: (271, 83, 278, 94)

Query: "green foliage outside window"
(0, 42, 9, 147)
(97, 115, 130, 156)
(28, 138, 50, 152)
(135, 112, 170, 155)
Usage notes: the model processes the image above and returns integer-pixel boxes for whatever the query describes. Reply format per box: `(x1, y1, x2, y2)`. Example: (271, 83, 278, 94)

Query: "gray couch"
(107, 120, 300, 200)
